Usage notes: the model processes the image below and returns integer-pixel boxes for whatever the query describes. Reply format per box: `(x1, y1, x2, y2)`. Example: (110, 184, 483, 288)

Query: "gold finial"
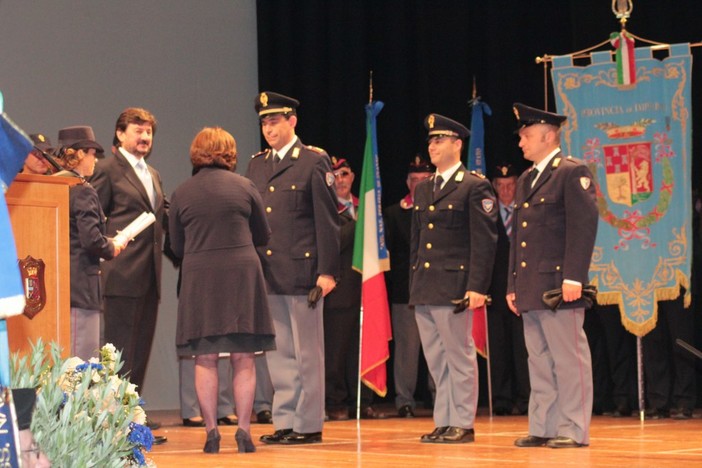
(369, 71, 374, 103)
(612, 0, 633, 28)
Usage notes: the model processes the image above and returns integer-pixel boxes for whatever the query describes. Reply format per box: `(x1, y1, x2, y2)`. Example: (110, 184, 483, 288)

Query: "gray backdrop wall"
(0, 0, 259, 410)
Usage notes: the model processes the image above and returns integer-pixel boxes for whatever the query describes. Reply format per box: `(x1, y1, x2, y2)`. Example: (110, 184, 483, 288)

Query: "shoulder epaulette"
(469, 170, 486, 179)
(251, 149, 270, 159)
(306, 145, 326, 154)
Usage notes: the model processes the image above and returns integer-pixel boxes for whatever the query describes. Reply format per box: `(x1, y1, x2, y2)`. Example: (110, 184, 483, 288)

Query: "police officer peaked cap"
(513, 103, 566, 129)
(57, 126, 104, 154)
(29, 133, 54, 153)
(491, 164, 519, 179)
(424, 113, 470, 140)
(255, 91, 300, 117)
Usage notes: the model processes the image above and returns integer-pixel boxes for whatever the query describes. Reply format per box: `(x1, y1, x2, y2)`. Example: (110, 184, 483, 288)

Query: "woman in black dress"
(169, 127, 274, 453)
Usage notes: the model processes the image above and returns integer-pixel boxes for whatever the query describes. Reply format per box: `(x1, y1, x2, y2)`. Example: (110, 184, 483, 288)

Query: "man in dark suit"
(409, 114, 498, 444)
(246, 92, 339, 445)
(384, 156, 434, 418)
(487, 164, 530, 416)
(508, 103, 598, 449)
(90, 108, 168, 442)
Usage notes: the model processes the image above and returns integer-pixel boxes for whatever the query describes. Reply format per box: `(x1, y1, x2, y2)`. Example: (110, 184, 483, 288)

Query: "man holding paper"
(91, 108, 167, 407)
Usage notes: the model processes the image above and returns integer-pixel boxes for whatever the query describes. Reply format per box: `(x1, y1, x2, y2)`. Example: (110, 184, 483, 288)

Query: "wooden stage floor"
(146, 408, 702, 467)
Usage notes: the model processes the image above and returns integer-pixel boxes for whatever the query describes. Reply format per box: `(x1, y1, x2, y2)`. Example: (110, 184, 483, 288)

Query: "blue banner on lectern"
(551, 44, 692, 336)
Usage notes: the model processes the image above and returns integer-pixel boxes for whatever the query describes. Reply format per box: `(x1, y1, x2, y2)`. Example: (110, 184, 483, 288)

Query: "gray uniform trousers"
(71, 307, 101, 361)
(415, 305, 478, 429)
(254, 353, 274, 413)
(266, 294, 325, 433)
(522, 308, 592, 445)
(179, 357, 234, 419)
(392, 303, 421, 409)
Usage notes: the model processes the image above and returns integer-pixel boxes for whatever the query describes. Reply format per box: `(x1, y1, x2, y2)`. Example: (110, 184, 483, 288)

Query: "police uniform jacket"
(507, 153, 598, 313)
(384, 197, 412, 304)
(90, 150, 167, 298)
(68, 178, 115, 310)
(245, 138, 340, 295)
(409, 166, 498, 306)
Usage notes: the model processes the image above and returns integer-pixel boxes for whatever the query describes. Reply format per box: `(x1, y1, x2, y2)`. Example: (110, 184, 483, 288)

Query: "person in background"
(384, 156, 434, 418)
(169, 127, 275, 453)
(324, 157, 385, 421)
(22, 134, 54, 175)
(55, 126, 125, 360)
(508, 103, 598, 449)
(246, 91, 339, 445)
(410, 113, 498, 444)
(487, 164, 530, 416)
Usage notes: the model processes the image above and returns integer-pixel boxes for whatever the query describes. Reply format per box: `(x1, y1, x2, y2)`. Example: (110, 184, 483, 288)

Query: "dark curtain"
(256, 0, 700, 204)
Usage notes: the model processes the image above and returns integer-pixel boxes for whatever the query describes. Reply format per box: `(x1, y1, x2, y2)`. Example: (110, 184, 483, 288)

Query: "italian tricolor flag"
(610, 31, 636, 86)
(352, 100, 392, 397)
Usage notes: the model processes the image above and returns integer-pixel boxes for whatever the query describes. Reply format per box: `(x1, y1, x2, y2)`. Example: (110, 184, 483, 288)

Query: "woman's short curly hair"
(56, 148, 87, 171)
(190, 127, 237, 171)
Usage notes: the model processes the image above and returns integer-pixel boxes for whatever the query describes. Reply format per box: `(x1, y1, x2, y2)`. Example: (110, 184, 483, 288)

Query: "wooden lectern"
(5, 174, 78, 357)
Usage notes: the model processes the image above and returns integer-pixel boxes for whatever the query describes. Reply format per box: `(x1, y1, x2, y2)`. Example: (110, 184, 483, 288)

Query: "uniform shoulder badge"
(252, 149, 270, 159)
(551, 157, 562, 168)
(482, 198, 495, 213)
(580, 177, 591, 190)
(291, 147, 300, 160)
(455, 170, 465, 182)
(306, 145, 326, 154)
(325, 172, 335, 187)
(469, 170, 486, 179)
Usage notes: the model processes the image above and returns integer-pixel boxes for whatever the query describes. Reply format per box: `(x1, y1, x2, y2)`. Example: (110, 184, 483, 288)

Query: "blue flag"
(466, 98, 491, 174)
(551, 44, 692, 336)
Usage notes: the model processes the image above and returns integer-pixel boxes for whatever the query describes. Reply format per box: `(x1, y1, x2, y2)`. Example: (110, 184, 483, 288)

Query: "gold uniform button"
(523, 202, 529, 208)
(305, 252, 311, 258)
(521, 241, 527, 248)
(291, 185, 297, 190)
(266, 249, 272, 256)
(415, 206, 420, 211)
(459, 265, 465, 270)
(429, 205, 435, 212)
(269, 186, 275, 192)
(448, 204, 453, 209)
(540, 197, 545, 202)
(424, 262, 430, 269)
(521, 261, 527, 268)
(266, 207, 272, 213)
(556, 265, 561, 271)
(522, 221, 527, 228)
(428, 223, 434, 229)
(426, 243, 432, 250)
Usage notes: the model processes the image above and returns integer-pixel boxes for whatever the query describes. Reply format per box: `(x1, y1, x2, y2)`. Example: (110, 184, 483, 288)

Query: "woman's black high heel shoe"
(235, 428, 256, 453)
(204, 428, 221, 453)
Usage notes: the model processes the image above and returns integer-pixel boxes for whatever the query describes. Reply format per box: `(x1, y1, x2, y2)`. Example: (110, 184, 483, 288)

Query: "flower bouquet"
(11, 340, 154, 467)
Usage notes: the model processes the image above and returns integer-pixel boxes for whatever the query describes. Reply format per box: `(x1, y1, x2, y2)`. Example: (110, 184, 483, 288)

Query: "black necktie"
(529, 168, 539, 189)
(433, 175, 443, 198)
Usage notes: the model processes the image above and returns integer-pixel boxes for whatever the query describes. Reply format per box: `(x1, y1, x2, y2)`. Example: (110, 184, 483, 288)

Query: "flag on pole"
(466, 97, 491, 175)
(0, 94, 33, 386)
(467, 97, 491, 357)
(352, 100, 392, 396)
(610, 31, 636, 85)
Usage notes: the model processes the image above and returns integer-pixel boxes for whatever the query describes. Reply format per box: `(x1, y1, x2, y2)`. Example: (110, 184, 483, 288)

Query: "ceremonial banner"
(352, 100, 392, 396)
(551, 44, 692, 336)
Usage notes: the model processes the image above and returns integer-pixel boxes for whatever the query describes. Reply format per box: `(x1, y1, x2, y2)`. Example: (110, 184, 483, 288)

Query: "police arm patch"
(326, 172, 335, 186)
(580, 177, 591, 190)
(482, 199, 495, 213)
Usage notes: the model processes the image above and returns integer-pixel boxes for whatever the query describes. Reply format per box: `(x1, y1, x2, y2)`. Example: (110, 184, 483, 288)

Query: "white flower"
(133, 406, 146, 425)
(61, 357, 84, 374)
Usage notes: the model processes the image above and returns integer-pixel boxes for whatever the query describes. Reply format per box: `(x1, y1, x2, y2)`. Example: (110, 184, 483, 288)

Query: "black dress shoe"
(279, 431, 322, 445)
(546, 436, 586, 448)
(420, 426, 448, 443)
(183, 417, 206, 427)
(435, 426, 474, 443)
(217, 415, 238, 426)
(612, 405, 632, 418)
(360, 406, 387, 419)
(260, 429, 292, 444)
(327, 408, 350, 421)
(514, 435, 550, 447)
(645, 408, 668, 420)
(256, 410, 273, 424)
(146, 418, 161, 430)
(493, 407, 511, 416)
(397, 405, 415, 418)
(152, 435, 168, 445)
(671, 408, 693, 420)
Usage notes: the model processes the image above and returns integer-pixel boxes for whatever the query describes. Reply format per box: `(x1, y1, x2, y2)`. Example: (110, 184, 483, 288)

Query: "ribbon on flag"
(610, 31, 636, 86)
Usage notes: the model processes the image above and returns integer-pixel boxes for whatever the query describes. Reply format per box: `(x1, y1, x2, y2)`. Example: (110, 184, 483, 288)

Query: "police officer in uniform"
(508, 103, 598, 449)
(246, 91, 339, 445)
(410, 114, 498, 443)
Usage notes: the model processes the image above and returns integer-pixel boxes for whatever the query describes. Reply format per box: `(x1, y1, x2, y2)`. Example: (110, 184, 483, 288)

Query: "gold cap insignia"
(513, 106, 520, 120)
(38, 134, 46, 142)
(428, 114, 435, 129)
(331, 156, 338, 166)
(260, 92, 269, 108)
(500, 166, 508, 176)
(414, 155, 421, 165)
